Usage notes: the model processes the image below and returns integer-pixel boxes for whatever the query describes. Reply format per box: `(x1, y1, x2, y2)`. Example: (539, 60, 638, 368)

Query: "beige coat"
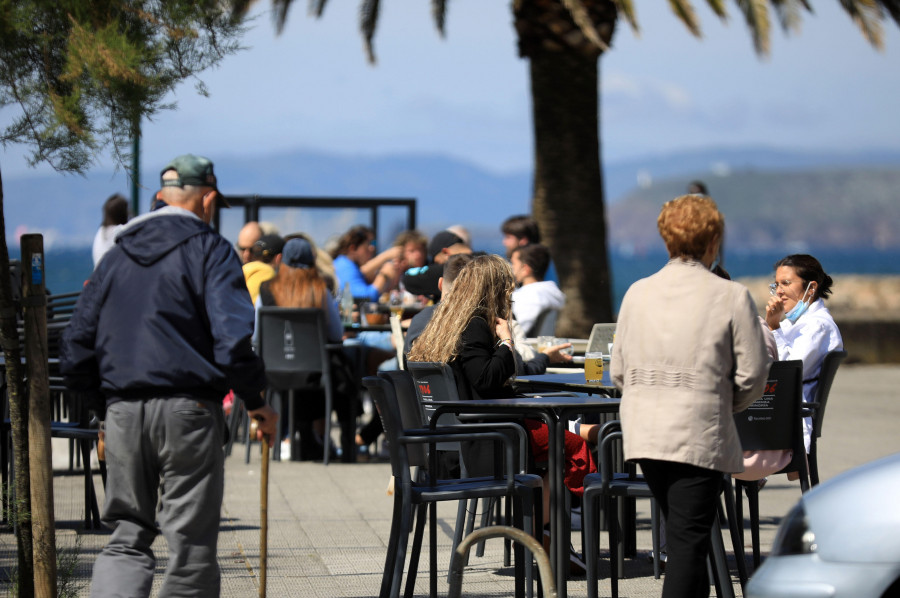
(610, 259, 771, 473)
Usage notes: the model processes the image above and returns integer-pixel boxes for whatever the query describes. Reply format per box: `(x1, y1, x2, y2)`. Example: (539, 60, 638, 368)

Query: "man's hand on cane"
(247, 404, 279, 442)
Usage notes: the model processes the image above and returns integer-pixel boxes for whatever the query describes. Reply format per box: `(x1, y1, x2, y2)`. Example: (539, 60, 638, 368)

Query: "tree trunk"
(0, 163, 35, 597)
(529, 49, 614, 337)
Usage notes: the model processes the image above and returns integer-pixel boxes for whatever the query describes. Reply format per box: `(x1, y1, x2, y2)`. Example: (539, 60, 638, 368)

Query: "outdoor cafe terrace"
(2, 363, 899, 597)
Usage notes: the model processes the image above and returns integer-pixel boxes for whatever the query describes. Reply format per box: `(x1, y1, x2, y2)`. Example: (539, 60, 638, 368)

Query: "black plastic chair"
(807, 349, 847, 486)
(582, 421, 660, 598)
(382, 369, 532, 571)
(584, 422, 744, 598)
(733, 359, 809, 568)
(405, 361, 533, 562)
(257, 307, 345, 465)
(363, 375, 542, 598)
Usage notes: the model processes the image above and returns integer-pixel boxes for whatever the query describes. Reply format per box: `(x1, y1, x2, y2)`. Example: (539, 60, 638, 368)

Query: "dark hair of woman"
(330, 225, 374, 258)
(774, 254, 834, 300)
(102, 194, 129, 227)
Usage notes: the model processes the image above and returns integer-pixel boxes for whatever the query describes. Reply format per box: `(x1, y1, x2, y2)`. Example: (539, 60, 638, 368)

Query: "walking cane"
(259, 426, 270, 598)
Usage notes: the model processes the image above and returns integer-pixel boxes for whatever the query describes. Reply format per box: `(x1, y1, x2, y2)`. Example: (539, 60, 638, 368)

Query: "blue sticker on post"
(31, 253, 43, 286)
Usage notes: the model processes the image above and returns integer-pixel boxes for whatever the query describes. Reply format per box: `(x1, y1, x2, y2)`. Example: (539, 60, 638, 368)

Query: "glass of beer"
(536, 336, 553, 352)
(585, 351, 604, 385)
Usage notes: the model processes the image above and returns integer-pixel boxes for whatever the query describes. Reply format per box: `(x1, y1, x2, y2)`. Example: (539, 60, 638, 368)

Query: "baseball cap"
(427, 230, 465, 261)
(250, 234, 285, 263)
(159, 154, 230, 207)
(282, 238, 316, 269)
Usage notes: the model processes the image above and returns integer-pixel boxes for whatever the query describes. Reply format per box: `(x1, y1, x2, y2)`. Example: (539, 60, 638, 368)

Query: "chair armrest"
(401, 429, 516, 490)
(440, 421, 529, 473)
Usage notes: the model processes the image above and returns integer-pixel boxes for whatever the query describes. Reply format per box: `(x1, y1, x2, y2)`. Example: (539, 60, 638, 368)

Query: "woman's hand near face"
(495, 318, 511, 343)
(766, 296, 785, 330)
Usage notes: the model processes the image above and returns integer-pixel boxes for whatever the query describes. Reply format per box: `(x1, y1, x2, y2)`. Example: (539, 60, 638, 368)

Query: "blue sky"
(2, 1, 900, 182)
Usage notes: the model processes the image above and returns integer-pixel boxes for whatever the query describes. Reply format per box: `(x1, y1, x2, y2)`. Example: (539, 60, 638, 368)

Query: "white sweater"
(512, 280, 566, 335)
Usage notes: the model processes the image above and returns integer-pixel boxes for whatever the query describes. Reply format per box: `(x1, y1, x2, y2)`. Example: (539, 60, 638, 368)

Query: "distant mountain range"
(4, 146, 900, 250)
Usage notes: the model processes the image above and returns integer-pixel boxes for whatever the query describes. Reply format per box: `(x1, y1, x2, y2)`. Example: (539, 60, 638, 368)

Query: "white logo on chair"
(283, 321, 295, 360)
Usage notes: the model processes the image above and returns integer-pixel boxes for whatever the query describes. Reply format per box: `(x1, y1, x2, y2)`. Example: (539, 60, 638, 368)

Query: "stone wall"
(737, 275, 900, 364)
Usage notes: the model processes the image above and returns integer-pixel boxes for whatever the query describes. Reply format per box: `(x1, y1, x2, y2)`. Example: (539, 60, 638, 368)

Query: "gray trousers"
(91, 397, 225, 598)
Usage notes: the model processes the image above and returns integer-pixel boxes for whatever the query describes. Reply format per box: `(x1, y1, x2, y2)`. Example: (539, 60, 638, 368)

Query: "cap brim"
(215, 191, 231, 208)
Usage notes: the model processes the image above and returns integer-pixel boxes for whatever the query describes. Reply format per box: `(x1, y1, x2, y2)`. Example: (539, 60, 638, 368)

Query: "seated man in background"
(401, 230, 472, 301)
(500, 214, 541, 258)
(242, 233, 283, 304)
(510, 243, 565, 336)
(236, 221, 263, 264)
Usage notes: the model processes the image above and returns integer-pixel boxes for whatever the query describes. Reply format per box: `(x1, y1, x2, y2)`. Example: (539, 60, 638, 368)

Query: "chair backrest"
(405, 360, 464, 454)
(810, 349, 847, 440)
(379, 370, 427, 467)
(361, 376, 412, 481)
(734, 360, 808, 482)
(587, 323, 616, 353)
(406, 361, 461, 405)
(527, 307, 559, 337)
(389, 314, 406, 370)
(257, 307, 330, 391)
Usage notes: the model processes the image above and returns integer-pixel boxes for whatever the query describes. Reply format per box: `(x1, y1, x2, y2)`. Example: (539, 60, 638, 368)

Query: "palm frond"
(704, 0, 729, 20)
(877, 0, 900, 27)
(771, 0, 810, 34)
(273, 0, 294, 34)
(562, 0, 610, 51)
(308, 0, 329, 18)
(228, 0, 259, 20)
(668, 0, 702, 38)
(613, 0, 640, 34)
(432, 0, 448, 37)
(838, 0, 885, 50)
(735, 0, 771, 56)
(359, 0, 381, 64)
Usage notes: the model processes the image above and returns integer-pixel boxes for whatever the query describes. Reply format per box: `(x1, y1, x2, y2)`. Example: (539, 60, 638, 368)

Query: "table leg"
(551, 414, 568, 598)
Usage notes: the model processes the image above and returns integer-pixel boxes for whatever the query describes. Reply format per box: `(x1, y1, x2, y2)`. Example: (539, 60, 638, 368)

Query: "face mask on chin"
(784, 282, 813, 324)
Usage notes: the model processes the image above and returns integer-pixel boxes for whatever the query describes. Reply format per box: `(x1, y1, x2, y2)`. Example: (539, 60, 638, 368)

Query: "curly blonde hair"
(657, 194, 724, 260)
(408, 254, 515, 364)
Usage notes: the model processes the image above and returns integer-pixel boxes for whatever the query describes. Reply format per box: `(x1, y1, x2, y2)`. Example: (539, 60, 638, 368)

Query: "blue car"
(746, 452, 900, 598)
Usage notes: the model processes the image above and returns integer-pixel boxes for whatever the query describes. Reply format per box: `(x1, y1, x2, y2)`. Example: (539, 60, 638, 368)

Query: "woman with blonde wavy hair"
(408, 254, 595, 571)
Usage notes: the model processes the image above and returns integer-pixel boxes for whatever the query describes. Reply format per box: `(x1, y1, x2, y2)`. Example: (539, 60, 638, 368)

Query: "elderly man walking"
(61, 154, 278, 597)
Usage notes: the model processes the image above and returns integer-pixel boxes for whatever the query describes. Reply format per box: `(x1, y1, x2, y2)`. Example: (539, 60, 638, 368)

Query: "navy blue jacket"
(60, 206, 267, 409)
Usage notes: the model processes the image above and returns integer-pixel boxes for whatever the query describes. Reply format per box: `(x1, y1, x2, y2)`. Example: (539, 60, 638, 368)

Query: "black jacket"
(450, 317, 517, 401)
(60, 206, 266, 409)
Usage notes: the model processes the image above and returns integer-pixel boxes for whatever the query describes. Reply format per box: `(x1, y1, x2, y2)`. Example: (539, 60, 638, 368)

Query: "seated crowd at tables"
(235, 201, 843, 593)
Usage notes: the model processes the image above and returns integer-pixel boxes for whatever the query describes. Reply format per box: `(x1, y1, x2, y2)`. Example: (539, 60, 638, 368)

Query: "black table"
(342, 322, 392, 333)
(432, 393, 621, 598)
(514, 371, 617, 396)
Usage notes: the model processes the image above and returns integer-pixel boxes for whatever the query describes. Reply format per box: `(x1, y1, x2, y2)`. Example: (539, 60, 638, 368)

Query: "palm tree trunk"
(529, 50, 614, 336)
(0, 162, 35, 596)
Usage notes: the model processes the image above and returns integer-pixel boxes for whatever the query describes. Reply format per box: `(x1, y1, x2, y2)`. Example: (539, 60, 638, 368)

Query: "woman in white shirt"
(92, 194, 128, 268)
(764, 254, 844, 452)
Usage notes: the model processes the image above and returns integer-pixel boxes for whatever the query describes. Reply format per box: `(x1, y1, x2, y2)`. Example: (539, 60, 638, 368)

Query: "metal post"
(130, 123, 141, 217)
(21, 234, 57, 598)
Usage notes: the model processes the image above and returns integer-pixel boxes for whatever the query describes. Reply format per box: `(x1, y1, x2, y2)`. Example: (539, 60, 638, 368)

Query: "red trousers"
(524, 419, 596, 496)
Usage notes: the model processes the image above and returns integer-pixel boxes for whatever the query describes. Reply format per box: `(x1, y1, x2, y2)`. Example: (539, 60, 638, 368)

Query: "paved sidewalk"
(3, 364, 900, 597)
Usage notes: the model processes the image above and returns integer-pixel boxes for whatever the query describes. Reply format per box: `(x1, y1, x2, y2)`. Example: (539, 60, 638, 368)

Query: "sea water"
(8, 245, 900, 312)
